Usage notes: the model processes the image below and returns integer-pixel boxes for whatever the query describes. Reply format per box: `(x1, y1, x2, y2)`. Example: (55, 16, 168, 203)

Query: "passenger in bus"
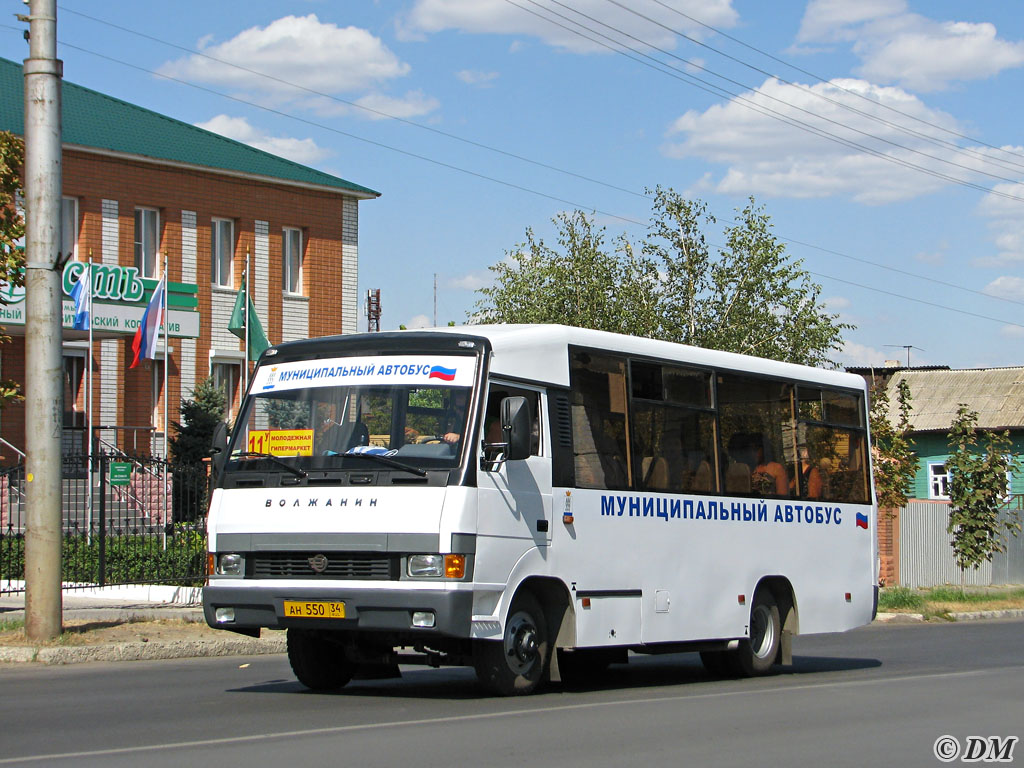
(732, 432, 787, 497)
(441, 390, 470, 445)
(792, 445, 824, 500)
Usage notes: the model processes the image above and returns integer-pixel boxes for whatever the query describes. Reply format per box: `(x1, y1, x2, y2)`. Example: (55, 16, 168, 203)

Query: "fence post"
(97, 453, 106, 588)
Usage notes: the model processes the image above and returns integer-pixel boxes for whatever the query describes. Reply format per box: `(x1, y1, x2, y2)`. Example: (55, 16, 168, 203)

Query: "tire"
(699, 650, 737, 678)
(474, 591, 549, 696)
(287, 629, 355, 691)
(730, 591, 781, 677)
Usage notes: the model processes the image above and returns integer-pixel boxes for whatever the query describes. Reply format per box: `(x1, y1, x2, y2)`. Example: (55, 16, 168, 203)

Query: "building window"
(212, 361, 241, 416)
(211, 218, 234, 287)
(929, 462, 950, 500)
(61, 197, 78, 263)
(283, 227, 303, 294)
(134, 207, 160, 278)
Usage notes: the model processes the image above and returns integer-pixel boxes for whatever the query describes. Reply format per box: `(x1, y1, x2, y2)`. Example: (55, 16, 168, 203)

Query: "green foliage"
(0, 131, 25, 411)
(877, 587, 925, 611)
(168, 377, 227, 467)
(473, 187, 852, 367)
(870, 379, 916, 510)
(946, 405, 1022, 579)
(1, 529, 206, 586)
(926, 586, 1024, 604)
(263, 398, 310, 429)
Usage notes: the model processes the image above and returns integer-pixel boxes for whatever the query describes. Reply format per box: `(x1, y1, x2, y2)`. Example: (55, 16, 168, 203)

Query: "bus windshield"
(226, 354, 477, 473)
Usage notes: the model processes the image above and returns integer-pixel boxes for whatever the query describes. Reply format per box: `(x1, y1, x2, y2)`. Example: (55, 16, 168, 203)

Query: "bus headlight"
(407, 554, 466, 579)
(408, 554, 444, 578)
(217, 553, 244, 576)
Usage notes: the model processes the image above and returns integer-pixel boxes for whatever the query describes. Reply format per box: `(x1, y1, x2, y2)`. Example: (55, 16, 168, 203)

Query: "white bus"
(203, 324, 877, 695)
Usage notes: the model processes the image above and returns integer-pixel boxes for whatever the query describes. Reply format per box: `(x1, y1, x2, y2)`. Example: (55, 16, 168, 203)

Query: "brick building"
(0, 57, 379, 462)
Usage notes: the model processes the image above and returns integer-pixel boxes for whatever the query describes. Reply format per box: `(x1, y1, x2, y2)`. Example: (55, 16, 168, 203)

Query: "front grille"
(251, 552, 397, 580)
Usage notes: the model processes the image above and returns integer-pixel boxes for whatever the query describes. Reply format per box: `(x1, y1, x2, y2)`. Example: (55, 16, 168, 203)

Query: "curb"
(0, 635, 286, 665)
(874, 608, 1024, 624)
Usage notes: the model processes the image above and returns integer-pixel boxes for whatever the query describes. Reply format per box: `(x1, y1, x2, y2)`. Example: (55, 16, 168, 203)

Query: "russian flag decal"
(855, 512, 869, 530)
(428, 365, 457, 381)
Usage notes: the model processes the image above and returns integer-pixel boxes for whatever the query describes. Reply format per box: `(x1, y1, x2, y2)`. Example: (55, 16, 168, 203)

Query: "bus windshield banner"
(253, 355, 475, 393)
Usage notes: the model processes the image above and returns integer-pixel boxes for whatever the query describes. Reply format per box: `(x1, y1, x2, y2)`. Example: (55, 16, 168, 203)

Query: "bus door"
(475, 384, 551, 581)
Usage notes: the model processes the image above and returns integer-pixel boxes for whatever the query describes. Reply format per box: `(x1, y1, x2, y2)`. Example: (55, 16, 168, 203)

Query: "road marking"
(2, 664, 1022, 764)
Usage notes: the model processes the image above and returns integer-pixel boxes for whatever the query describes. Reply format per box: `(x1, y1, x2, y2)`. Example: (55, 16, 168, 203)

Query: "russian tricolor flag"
(130, 275, 166, 369)
(855, 512, 869, 530)
(428, 365, 457, 381)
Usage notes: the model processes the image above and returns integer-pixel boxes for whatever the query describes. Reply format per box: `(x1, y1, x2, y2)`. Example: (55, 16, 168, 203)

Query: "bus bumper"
(203, 584, 474, 638)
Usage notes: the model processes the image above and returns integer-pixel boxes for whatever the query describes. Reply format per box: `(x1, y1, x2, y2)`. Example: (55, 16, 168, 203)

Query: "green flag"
(228, 275, 270, 361)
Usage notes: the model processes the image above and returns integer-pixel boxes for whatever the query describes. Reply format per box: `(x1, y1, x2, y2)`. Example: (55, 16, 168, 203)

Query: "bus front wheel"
(474, 591, 549, 696)
(287, 629, 355, 691)
(731, 591, 781, 677)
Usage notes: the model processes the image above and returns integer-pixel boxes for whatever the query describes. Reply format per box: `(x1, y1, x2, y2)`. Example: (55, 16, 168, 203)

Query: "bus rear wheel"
(731, 591, 781, 677)
(287, 629, 355, 691)
(474, 591, 549, 696)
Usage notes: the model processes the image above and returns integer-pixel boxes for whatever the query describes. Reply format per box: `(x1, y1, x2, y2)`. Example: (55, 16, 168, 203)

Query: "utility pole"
(433, 273, 437, 327)
(22, 0, 64, 642)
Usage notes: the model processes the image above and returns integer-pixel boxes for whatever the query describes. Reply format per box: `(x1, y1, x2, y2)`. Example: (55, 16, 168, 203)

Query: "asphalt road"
(1, 619, 1021, 768)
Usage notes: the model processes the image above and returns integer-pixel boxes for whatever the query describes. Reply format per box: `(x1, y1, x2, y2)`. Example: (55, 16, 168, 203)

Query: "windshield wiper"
(231, 451, 308, 478)
(342, 451, 427, 477)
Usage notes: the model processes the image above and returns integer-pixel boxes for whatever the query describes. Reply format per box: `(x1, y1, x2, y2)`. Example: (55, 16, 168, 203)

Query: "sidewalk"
(0, 585, 286, 664)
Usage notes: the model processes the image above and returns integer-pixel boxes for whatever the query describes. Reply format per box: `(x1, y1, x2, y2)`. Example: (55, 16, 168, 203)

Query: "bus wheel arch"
(756, 575, 799, 665)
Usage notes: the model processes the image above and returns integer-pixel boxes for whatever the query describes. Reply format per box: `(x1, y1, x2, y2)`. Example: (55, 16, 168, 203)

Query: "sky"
(3, 0, 1024, 369)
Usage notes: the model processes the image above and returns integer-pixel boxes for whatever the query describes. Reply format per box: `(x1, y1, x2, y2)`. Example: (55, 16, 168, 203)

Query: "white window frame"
(61, 196, 78, 264)
(211, 358, 242, 417)
(134, 207, 160, 278)
(928, 461, 950, 500)
(283, 227, 303, 295)
(212, 218, 234, 288)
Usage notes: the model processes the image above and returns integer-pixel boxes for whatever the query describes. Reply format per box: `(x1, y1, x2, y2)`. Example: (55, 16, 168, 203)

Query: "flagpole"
(86, 251, 93, 546)
(161, 266, 168, 550)
(244, 248, 250, 398)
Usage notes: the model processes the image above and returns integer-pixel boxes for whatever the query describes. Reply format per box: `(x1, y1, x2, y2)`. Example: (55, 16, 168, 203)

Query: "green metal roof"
(0, 57, 379, 198)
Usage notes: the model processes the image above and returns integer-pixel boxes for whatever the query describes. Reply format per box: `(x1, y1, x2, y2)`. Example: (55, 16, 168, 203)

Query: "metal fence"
(899, 498, 1024, 588)
(0, 453, 209, 594)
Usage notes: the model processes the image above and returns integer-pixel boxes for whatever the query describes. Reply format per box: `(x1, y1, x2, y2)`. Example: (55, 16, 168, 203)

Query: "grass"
(878, 585, 1024, 620)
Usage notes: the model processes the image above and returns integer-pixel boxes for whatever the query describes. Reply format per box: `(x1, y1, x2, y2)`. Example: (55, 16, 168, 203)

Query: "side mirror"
(500, 396, 531, 461)
(210, 421, 229, 476)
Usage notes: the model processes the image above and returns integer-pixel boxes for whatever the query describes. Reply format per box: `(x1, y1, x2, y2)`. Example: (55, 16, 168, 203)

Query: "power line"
(0, 24, 1016, 330)
(525, 0, 1024, 192)
(39, 34, 649, 228)
(605, 0, 1024, 177)
(33, 12, 1024, 307)
(648, 0, 1024, 168)
(56, 4, 649, 202)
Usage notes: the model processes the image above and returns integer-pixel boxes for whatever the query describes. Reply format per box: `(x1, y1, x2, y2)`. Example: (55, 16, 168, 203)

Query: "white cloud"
(449, 272, 489, 291)
(456, 69, 499, 87)
(405, 314, 432, 329)
(835, 339, 889, 368)
(662, 77, 987, 203)
(1000, 324, 1024, 339)
(194, 115, 330, 165)
(160, 15, 412, 101)
(353, 91, 441, 120)
(983, 276, 1024, 301)
(824, 296, 851, 310)
(976, 181, 1024, 266)
(400, 0, 738, 52)
(797, 1, 1024, 91)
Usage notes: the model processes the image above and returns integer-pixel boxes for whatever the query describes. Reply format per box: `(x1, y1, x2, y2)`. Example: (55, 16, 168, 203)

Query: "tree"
(472, 187, 851, 367)
(168, 377, 226, 522)
(869, 379, 916, 511)
(0, 131, 26, 410)
(945, 404, 1021, 592)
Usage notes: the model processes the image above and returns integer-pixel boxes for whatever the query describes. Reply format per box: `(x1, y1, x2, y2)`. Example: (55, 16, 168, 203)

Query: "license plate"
(283, 600, 346, 619)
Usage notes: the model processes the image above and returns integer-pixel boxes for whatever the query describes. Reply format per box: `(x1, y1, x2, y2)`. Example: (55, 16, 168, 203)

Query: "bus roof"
(426, 324, 864, 392)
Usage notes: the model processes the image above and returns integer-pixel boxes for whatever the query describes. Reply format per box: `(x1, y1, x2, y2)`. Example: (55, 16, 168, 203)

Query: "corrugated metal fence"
(899, 500, 1024, 587)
